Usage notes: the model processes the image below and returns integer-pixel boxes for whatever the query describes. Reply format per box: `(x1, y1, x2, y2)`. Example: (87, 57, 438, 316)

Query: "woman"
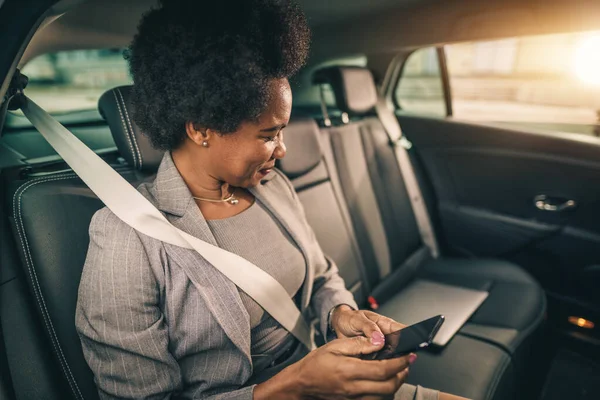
(75, 1, 467, 399)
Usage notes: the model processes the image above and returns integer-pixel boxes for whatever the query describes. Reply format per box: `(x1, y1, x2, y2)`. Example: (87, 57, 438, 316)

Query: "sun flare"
(573, 34, 600, 85)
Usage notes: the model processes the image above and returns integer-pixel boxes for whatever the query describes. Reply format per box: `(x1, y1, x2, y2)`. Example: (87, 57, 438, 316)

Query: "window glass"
(394, 47, 446, 117)
(446, 31, 600, 137)
(18, 48, 131, 115)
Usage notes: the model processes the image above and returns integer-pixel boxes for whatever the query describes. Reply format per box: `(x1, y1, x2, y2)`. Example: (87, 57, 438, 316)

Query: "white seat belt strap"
(375, 98, 440, 259)
(20, 96, 316, 351)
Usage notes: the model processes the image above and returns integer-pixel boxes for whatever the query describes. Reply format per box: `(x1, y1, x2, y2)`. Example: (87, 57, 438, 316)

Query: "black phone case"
(361, 315, 445, 361)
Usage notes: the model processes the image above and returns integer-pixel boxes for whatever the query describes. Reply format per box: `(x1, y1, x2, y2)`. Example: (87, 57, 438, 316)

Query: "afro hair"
(127, 0, 310, 150)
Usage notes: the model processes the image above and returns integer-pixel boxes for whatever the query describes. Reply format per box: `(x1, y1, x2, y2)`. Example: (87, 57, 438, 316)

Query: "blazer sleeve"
(75, 208, 182, 399)
(76, 209, 257, 400)
(274, 170, 359, 340)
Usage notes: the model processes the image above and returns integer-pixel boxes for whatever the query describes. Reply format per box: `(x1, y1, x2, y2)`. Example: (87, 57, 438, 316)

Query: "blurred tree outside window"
(17, 48, 131, 115)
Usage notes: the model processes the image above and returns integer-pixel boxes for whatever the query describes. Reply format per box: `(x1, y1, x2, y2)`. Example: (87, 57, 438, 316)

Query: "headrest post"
(318, 84, 332, 127)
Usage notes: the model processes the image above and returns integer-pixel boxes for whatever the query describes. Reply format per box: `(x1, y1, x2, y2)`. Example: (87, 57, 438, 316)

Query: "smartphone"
(362, 315, 445, 361)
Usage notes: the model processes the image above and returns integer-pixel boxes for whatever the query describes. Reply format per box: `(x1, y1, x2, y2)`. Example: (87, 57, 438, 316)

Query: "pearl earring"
(202, 141, 208, 147)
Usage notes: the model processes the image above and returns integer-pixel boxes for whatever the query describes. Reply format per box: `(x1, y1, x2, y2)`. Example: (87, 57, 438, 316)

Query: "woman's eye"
(263, 136, 276, 143)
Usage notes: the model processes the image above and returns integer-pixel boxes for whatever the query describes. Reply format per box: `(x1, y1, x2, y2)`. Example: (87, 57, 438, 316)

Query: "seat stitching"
(13, 174, 85, 400)
(485, 350, 512, 400)
(14, 175, 84, 400)
(116, 88, 143, 170)
(112, 90, 138, 169)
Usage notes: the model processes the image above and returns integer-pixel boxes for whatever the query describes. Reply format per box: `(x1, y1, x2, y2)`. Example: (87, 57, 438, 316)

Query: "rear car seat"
(275, 113, 526, 399)
(2, 84, 534, 400)
(278, 110, 523, 399)
(312, 66, 547, 396)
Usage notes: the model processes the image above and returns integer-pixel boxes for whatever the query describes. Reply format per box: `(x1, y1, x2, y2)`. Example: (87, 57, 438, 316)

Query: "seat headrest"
(276, 118, 322, 179)
(313, 66, 378, 116)
(98, 86, 164, 172)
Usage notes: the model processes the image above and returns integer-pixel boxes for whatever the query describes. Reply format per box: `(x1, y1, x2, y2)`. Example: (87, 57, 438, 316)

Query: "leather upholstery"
(315, 71, 547, 350)
(98, 86, 164, 172)
(276, 118, 323, 179)
(420, 258, 546, 352)
(407, 334, 515, 400)
(7, 169, 143, 400)
(313, 67, 378, 115)
(314, 66, 546, 398)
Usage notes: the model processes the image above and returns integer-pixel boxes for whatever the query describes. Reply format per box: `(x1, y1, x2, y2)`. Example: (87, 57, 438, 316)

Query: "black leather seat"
(275, 112, 525, 399)
(312, 65, 546, 348)
(273, 113, 529, 399)
(5, 168, 140, 400)
(312, 66, 547, 397)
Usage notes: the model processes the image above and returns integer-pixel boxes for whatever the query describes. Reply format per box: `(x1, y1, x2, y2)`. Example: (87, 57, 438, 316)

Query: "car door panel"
(439, 204, 560, 257)
(398, 114, 600, 305)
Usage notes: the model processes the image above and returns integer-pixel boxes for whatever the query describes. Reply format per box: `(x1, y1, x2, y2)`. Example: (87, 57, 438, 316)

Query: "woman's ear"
(185, 122, 213, 146)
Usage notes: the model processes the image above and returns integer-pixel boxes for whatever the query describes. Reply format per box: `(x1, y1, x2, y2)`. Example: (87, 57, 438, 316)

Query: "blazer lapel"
(151, 153, 252, 360)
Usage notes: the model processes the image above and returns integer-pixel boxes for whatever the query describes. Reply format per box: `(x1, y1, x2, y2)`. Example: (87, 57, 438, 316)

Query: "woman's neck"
(171, 149, 232, 200)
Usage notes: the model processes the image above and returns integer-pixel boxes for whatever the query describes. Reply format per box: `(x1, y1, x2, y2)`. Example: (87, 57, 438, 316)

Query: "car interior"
(1, 0, 600, 399)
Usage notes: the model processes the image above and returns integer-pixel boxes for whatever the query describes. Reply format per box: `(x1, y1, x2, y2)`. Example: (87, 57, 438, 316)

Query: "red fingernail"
(371, 332, 385, 346)
(409, 354, 417, 364)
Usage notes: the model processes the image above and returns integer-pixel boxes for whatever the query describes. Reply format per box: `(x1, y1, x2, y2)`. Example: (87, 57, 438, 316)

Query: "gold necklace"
(192, 188, 239, 205)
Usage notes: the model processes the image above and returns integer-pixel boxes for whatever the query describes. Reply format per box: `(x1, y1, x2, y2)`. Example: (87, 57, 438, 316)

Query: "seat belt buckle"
(367, 296, 379, 310)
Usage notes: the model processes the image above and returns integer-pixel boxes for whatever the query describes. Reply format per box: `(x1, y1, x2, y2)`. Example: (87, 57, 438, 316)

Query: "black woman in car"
(75, 1, 468, 399)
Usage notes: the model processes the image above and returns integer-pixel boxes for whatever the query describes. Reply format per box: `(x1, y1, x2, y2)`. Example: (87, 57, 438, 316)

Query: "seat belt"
(17, 95, 316, 351)
(374, 98, 440, 259)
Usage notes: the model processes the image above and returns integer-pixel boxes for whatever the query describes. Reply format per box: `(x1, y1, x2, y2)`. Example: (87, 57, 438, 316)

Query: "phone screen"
(364, 315, 445, 361)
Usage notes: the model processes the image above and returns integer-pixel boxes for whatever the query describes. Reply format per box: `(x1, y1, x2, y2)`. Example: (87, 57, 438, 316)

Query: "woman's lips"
(258, 165, 274, 176)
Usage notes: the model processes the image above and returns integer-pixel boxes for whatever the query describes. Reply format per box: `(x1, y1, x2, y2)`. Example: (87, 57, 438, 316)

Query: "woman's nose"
(273, 137, 286, 159)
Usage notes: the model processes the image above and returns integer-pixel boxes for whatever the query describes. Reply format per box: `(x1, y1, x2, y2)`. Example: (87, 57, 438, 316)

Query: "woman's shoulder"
(88, 181, 160, 245)
(88, 207, 142, 249)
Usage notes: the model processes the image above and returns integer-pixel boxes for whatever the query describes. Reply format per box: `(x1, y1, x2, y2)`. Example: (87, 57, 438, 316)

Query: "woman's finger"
(349, 313, 384, 343)
(345, 367, 410, 398)
(363, 311, 406, 334)
(343, 354, 412, 381)
(328, 335, 384, 356)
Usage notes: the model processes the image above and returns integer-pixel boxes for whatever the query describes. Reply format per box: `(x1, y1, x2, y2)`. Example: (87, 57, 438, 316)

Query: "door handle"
(534, 195, 577, 212)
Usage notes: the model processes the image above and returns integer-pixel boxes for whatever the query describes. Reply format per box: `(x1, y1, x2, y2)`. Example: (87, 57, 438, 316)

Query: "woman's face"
(189, 78, 292, 188)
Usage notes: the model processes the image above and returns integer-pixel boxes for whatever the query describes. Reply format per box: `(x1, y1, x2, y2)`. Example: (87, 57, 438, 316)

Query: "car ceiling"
(14, 0, 600, 67)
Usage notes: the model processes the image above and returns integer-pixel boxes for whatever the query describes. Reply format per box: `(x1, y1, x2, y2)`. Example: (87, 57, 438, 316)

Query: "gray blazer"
(75, 152, 358, 399)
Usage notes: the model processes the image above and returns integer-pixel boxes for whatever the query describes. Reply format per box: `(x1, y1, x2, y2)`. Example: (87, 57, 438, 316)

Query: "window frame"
(389, 46, 452, 118)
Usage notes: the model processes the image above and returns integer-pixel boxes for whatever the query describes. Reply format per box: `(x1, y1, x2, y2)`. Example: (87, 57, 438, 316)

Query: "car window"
(445, 31, 600, 137)
(394, 47, 446, 117)
(17, 48, 131, 115)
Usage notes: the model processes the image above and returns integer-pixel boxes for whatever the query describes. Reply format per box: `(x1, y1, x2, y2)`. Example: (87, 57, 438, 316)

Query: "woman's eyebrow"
(260, 123, 287, 132)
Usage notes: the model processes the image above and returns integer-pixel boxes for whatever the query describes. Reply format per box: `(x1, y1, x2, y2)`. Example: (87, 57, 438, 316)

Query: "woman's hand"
(254, 336, 414, 400)
(331, 305, 406, 345)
